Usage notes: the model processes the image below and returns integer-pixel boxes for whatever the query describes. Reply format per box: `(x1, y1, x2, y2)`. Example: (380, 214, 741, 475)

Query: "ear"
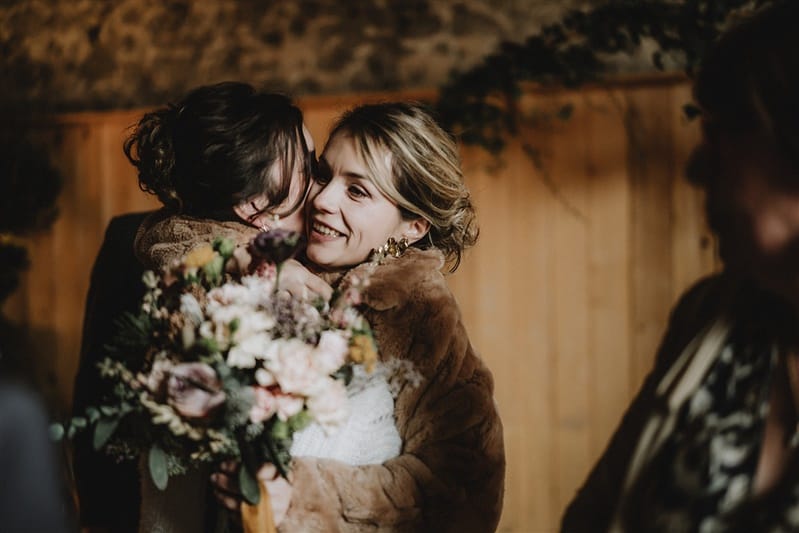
(233, 202, 254, 223)
(401, 217, 431, 245)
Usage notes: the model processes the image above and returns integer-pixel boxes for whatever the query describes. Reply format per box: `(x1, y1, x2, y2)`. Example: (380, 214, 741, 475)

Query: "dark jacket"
(72, 212, 152, 532)
(560, 273, 797, 532)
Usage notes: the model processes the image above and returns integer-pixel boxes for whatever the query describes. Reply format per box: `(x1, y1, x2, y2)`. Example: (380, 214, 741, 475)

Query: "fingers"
(213, 488, 241, 512)
(306, 276, 333, 301)
(257, 462, 278, 481)
(211, 469, 243, 512)
(219, 460, 238, 474)
(211, 472, 240, 494)
(278, 261, 332, 300)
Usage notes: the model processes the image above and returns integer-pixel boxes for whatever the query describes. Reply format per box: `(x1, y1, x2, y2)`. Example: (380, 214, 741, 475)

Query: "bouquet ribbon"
(241, 482, 277, 533)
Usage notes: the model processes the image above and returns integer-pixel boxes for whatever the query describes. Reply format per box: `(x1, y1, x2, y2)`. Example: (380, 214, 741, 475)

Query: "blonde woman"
(213, 102, 506, 532)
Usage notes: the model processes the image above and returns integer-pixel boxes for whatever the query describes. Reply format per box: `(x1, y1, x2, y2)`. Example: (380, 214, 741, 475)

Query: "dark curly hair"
(124, 82, 312, 219)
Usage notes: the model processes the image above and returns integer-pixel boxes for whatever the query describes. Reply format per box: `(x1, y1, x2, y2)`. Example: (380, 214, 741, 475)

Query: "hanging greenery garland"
(434, 0, 775, 154)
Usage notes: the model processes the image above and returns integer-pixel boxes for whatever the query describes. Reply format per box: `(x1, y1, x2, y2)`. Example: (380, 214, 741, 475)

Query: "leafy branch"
(435, 0, 775, 153)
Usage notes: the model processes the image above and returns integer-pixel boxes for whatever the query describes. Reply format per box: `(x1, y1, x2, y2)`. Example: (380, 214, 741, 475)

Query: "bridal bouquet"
(57, 229, 377, 506)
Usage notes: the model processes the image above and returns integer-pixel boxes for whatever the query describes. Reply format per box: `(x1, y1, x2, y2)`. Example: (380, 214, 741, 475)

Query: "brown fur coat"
(281, 248, 506, 532)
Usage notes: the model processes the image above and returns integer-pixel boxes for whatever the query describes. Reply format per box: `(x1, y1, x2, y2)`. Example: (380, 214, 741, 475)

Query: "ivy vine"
(435, 0, 775, 154)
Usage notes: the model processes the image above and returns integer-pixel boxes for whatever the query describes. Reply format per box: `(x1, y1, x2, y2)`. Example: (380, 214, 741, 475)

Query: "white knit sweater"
(290, 366, 402, 465)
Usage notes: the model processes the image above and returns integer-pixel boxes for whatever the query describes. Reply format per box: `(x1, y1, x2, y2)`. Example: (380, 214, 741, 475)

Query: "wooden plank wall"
(1, 77, 718, 532)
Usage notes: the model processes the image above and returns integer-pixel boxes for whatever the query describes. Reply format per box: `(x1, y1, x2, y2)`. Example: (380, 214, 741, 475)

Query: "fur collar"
(344, 247, 446, 311)
(134, 209, 258, 271)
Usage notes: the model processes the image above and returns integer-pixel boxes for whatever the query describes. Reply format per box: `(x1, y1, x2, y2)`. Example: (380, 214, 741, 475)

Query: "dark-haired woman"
(562, 2, 799, 532)
(73, 81, 326, 533)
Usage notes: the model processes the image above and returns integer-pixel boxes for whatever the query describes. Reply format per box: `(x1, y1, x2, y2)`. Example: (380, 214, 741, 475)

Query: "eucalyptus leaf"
(271, 419, 289, 441)
(86, 407, 100, 423)
(239, 466, 260, 505)
(93, 417, 119, 450)
(49, 423, 64, 441)
(148, 445, 169, 490)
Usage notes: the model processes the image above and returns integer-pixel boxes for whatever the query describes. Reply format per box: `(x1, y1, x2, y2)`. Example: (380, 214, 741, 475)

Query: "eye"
(314, 160, 332, 185)
(347, 184, 369, 199)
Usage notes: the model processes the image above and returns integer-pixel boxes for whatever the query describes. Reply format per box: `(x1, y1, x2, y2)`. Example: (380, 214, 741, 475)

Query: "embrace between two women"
(73, 88, 504, 532)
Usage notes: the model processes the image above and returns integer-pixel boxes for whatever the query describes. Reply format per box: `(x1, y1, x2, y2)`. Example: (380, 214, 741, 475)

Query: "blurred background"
(1, 0, 745, 531)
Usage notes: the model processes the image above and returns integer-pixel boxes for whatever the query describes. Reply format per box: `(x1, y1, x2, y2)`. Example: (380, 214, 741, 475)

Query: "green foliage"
(149, 444, 170, 490)
(239, 466, 261, 505)
(103, 311, 153, 363)
(93, 417, 120, 450)
(435, 0, 776, 154)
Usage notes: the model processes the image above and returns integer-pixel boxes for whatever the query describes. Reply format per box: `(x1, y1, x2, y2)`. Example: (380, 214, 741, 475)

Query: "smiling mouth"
(312, 221, 344, 238)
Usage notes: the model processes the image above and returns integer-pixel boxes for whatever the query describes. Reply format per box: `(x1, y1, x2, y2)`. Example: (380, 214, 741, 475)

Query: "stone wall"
(1, 0, 608, 111)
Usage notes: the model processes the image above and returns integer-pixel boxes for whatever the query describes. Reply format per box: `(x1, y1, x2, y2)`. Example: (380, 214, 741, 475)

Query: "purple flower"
(166, 362, 226, 421)
(249, 229, 305, 265)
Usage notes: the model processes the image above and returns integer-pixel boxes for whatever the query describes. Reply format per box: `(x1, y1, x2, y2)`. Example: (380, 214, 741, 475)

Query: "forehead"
(324, 132, 391, 170)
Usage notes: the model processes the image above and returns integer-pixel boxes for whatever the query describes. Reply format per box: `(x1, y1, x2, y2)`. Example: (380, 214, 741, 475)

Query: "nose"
(310, 179, 340, 214)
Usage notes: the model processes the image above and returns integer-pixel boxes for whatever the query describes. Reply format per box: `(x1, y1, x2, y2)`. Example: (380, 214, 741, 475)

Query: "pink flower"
(272, 340, 323, 395)
(249, 386, 278, 424)
(275, 391, 304, 421)
(314, 331, 349, 374)
(249, 385, 304, 423)
(166, 362, 226, 421)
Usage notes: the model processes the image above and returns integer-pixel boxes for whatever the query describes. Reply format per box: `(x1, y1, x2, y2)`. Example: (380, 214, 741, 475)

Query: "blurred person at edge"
(562, 2, 799, 532)
(0, 322, 71, 533)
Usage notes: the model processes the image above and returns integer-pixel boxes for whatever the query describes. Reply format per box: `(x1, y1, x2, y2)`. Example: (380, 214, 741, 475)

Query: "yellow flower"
(349, 334, 377, 372)
(184, 245, 217, 269)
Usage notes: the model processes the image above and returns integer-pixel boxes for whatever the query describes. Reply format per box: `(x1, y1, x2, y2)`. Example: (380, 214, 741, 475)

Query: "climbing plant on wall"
(435, 0, 775, 153)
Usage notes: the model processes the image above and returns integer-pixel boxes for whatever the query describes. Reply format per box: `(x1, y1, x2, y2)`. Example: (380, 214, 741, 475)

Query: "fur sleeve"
(280, 250, 505, 532)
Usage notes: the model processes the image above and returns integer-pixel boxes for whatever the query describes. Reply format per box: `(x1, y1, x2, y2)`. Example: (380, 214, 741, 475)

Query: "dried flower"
(184, 245, 217, 269)
(166, 363, 226, 421)
(249, 228, 304, 265)
(349, 334, 378, 372)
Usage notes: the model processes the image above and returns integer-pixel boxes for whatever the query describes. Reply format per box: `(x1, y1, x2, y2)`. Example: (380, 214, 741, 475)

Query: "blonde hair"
(329, 102, 478, 270)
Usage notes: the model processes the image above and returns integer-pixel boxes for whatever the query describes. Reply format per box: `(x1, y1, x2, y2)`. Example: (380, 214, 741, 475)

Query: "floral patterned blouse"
(622, 320, 799, 533)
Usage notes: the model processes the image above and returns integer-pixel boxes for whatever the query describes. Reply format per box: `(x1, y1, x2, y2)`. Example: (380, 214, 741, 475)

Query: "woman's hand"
(211, 461, 293, 527)
(256, 463, 293, 526)
(279, 259, 333, 301)
(211, 461, 243, 514)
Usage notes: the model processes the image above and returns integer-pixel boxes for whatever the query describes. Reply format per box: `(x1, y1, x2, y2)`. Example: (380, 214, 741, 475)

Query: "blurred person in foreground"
(0, 133, 70, 532)
(562, 2, 799, 532)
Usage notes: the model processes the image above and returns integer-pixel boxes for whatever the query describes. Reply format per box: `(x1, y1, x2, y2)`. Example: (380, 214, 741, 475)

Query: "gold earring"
(257, 213, 280, 233)
(378, 237, 408, 258)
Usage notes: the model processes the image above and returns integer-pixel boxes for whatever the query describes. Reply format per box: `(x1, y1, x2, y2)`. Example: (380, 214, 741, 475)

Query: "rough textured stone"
(0, 0, 613, 111)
